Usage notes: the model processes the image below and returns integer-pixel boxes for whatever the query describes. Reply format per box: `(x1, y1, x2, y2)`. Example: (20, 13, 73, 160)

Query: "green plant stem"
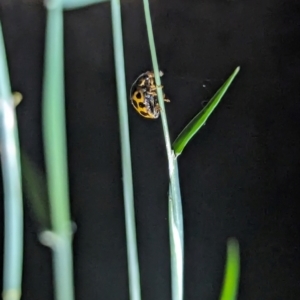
(142, 2, 184, 300)
(42, 1, 74, 300)
(142, 0, 174, 173)
(0, 21, 23, 300)
(168, 160, 184, 300)
(111, 1, 141, 300)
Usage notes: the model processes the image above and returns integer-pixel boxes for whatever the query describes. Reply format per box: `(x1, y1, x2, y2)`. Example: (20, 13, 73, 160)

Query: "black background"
(0, 0, 300, 299)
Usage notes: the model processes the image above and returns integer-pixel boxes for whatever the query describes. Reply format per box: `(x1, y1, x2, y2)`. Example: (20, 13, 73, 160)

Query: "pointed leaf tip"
(172, 67, 240, 156)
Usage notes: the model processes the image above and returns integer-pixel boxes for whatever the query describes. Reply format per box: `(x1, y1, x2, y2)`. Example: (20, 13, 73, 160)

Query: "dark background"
(0, 0, 300, 299)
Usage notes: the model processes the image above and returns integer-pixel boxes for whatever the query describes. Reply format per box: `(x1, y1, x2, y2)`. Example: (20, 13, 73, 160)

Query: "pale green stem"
(168, 160, 184, 300)
(111, 1, 141, 300)
(0, 21, 23, 300)
(42, 1, 74, 300)
(142, 1, 184, 300)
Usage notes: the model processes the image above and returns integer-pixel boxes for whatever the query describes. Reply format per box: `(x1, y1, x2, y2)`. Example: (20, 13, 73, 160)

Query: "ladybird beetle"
(130, 71, 170, 119)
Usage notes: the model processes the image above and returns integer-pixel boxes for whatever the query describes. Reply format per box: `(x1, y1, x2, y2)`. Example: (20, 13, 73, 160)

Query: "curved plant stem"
(0, 21, 23, 300)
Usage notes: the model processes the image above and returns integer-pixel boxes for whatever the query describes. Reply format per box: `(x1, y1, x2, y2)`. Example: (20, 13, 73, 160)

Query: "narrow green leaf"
(172, 66, 240, 156)
(219, 238, 240, 300)
(20, 151, 51, 231)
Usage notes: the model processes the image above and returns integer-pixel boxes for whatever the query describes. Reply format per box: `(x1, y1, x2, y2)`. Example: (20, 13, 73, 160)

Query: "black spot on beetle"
(132, 100, 138, 108)
(138, 102, 146, 108)
(135, 92, 142, 99)
(140, 111, 148, 116)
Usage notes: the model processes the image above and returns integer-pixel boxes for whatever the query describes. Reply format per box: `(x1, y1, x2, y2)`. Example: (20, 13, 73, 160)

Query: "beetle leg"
(138, 79, 146, 86)
(155, 103, 162, 112)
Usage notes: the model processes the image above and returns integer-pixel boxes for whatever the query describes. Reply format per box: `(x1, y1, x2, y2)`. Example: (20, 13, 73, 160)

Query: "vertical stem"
(42, 1, 74, 300)
(111, 1, 141, 300)
(168, 160, 184, 300)
(0, 21, 23, 300)
(142, 1, 184, 300)
(142, 0, 173, 172)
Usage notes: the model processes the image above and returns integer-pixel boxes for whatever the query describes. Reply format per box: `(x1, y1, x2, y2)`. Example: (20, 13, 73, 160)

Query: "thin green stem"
(0, 21, 23, 300)
(168, 160, 184, 300)
(142, 0, 174, 172)
(42, 1, 74, 299)
(142, 2, 184, 300)
(111, 1, 141, 300)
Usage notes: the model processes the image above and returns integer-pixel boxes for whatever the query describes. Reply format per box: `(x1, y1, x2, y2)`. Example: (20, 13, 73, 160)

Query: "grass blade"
(20, 151, 50, 231)
(172, 67, 240, 156)
(0, 21, 23, 300)
(219, 238, 240, 300)
(111, 1, 141, 299)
